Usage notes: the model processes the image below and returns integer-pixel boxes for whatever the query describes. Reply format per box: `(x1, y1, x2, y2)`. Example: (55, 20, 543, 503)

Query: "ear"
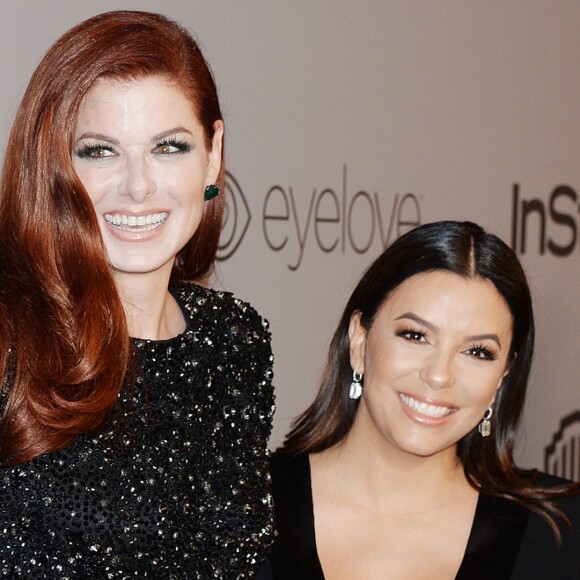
(495, 357, 512, 391)
(348, 312, 367, 375)
(489, 365, 510, 408)
(205, 120, 224, 186)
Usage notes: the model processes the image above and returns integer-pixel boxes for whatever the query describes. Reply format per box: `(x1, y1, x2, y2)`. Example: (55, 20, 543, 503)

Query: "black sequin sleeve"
(185, 288, 276, 576)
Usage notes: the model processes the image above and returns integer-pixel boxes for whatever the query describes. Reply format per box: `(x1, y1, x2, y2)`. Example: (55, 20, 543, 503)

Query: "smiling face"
(72, 76, 223, 281)
(348, 270, 513, 461)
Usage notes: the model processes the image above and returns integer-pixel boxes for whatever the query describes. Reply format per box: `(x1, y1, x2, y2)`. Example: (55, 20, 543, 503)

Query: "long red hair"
(0, 11, 225, 464)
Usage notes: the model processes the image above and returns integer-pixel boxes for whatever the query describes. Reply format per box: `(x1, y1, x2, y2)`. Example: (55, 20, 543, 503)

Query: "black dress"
(0, 284, 275, 578)
(261, 453, 580, 579)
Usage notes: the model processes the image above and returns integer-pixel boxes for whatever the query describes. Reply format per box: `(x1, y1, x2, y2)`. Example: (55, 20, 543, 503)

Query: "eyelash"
(396, 327, 427, 343)
(75, 137, 192, 159)
(395, 327, 498, 361)
(154, 137, 191, 154)
(465, 344, 497, 361)
(75, 141, 116, 159)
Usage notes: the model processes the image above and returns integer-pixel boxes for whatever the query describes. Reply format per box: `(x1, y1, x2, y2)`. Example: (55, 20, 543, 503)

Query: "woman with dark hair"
(263, 221, 579, 579)
(0, 11, 274, 578)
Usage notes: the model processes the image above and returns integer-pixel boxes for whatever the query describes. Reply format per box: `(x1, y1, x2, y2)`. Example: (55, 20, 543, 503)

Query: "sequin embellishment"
(0, 284, 275, 578)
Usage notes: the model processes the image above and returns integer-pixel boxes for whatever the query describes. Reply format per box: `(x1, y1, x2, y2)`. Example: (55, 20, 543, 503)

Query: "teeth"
(399, 393, 454, 418)
(105, 212, 168, 231)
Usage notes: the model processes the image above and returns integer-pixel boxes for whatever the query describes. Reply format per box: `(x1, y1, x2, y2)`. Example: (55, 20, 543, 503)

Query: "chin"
(107, 251, 176, 274)
(394, 435, 457, 459)
(109, 260, 173, 276)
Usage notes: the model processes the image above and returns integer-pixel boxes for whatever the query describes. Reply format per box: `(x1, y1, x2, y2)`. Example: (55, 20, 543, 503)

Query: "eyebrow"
(75, 126, 193, 145)
(395, 312, 503, 348)
(151, 127, 193, 141)
(75, 132, 119, 145)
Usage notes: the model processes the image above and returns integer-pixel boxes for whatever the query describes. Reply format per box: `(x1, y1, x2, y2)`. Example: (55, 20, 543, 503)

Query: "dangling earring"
(204, 184, 220, 201)
(478, 407, 493, 437)
(349, 370, 363, 400)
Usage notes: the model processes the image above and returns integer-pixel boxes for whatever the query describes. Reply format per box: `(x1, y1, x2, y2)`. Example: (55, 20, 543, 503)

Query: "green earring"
(204, 184, 220, 201)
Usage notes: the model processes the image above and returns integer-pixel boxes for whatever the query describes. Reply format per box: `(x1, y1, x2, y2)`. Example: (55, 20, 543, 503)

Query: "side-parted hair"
(0, 11, 224, 464)
(283, 220, 579, 536)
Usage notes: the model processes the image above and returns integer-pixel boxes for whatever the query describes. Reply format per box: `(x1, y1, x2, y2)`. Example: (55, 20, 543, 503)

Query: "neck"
(114, 270, 185, 340)
(320, 412, 467, 512)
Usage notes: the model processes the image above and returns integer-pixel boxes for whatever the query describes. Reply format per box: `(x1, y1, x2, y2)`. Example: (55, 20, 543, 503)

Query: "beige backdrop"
(1, 1, 578, 478)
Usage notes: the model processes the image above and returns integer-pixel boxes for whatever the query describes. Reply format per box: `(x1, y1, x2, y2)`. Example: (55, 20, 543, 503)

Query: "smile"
(399, 393, 455, 418)
(105, 212, 168, 231)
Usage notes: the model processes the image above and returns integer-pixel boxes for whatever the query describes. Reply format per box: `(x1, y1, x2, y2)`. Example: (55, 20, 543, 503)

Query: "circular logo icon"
(218, 171, 252, 261)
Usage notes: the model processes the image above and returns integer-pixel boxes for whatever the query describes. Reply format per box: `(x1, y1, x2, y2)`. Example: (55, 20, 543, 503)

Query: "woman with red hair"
(0, 10, 274, 577)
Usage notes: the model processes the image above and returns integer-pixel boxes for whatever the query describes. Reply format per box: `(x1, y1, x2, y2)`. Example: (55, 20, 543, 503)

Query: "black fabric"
(456, 493, 529, 579)
(511, 473, 580, 579)
(265, 453, 580, 579)
(267, 453, 325, 579)
(0, 284, 275, 578)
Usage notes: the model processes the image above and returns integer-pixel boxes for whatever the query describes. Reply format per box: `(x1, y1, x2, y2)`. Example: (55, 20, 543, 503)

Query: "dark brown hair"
(0, 11, 224, 464)
(283, 220, 579, 536)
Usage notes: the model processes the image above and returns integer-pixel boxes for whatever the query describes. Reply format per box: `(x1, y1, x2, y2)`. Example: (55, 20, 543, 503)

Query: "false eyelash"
(467, 343, 498, 361)
(395, 327, 427, 342)
(155, 136, 191, 153)
(75, 141, 116, 159)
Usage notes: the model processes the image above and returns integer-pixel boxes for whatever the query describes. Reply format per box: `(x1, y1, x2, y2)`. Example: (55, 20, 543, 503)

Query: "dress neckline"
(279, 452, 529, 579)
(130, 283, 198, 348)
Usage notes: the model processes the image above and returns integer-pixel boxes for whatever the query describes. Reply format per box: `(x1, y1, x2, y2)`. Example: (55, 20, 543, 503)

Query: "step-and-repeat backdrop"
(1, 2, 578, 479)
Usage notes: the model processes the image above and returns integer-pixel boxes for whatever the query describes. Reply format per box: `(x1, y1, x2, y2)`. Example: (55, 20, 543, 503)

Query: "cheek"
(365, 340, 416, 380)
(362, 354, 403, 401)
(74, 167, 113, 207)
(161, 166, 205, 200)
(462, 368, 504, 406)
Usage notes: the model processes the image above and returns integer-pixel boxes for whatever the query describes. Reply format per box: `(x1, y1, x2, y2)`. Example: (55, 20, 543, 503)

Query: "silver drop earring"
(349, 370, 363, 400)
(478, 407, 493, 437)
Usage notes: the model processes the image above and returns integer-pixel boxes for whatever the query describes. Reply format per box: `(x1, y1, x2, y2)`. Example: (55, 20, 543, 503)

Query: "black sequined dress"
(0, 284, 275, 578)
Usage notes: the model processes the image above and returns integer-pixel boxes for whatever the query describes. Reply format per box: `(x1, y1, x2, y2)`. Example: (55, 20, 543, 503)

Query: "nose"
(419, 348, 456, 390)
(119, 156, 156, 202)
